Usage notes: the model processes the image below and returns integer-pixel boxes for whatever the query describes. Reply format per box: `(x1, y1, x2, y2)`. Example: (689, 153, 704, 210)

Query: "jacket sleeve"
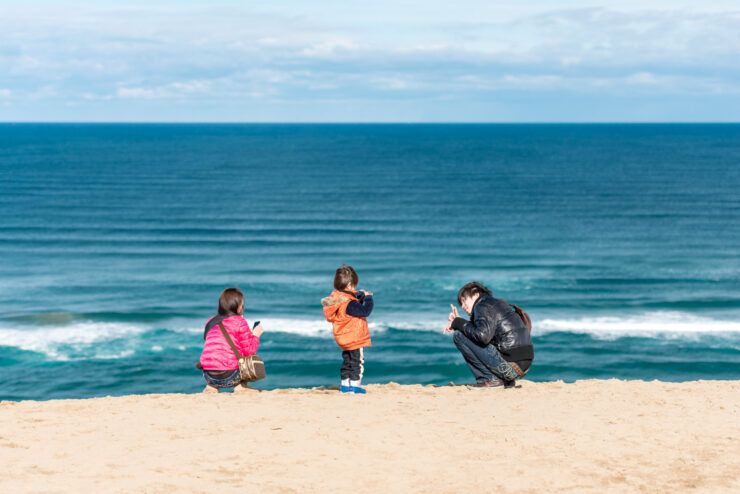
(454, 307, 496, 346)
(236, 318, 260, 356)
(346, 294, 373, 317)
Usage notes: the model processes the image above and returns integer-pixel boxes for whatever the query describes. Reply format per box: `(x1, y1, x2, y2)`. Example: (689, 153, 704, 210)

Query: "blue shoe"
(350, 386, 366, 394)
(340, 385, 352, 393)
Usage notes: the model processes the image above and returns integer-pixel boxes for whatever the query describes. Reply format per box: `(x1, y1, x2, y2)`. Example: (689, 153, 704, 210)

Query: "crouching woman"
(200, 287, 264, 393)
(446, 282, 533, 388)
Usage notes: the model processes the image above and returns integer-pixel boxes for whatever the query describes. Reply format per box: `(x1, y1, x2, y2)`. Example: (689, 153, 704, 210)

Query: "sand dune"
(1, 380, 738, 493)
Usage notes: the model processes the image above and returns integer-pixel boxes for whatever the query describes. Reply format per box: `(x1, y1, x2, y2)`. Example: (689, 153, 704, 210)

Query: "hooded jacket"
(321, 290, 372, 351)
(451, 295, 534, 363)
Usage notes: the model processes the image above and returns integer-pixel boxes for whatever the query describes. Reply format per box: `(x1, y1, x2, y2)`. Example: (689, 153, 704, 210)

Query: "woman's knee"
(452, 330, 463, 345)
(452, 330, 472, 351)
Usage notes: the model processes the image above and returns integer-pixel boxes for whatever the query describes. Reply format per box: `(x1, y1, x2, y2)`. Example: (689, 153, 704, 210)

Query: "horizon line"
(1, 121, 739, 125)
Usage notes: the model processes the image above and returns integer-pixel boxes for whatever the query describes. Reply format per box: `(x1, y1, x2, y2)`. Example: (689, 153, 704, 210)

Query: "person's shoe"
(503, 380, 517, 389)
(340, 385, 353, 393)
(466, 379, 504, 389)
(350, 386, 367, 394)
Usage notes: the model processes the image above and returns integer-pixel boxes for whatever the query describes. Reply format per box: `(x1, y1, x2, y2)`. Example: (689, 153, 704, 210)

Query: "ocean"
(1, 123, 739, 400)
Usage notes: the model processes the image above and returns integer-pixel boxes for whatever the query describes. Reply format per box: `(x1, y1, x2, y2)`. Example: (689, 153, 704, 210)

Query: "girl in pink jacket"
(200, 287, 264, 393)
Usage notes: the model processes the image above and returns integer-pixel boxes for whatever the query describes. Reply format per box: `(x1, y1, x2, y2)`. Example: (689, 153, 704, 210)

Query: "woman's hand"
(361, 289, 373, 296)
(252, 322, 264, 338)
(448, 304, 460, 322)
(444, 303, 460, 334)
(444, 304, 462, 334)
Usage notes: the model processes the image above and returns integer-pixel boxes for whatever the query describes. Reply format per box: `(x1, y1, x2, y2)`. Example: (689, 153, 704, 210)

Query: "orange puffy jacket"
(321, 290, 372, 351)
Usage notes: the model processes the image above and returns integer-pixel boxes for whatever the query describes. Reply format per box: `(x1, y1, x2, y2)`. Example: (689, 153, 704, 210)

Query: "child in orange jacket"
(321, 265, 373, 394)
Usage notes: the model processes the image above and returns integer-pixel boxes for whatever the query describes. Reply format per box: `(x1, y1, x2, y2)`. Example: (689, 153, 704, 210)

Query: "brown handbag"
(218, 322, 266, 382)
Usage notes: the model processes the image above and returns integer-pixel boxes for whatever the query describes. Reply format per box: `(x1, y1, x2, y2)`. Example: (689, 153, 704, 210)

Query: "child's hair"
(457, 281, 492, 305)
(218, 287, 244, 316)
(334, 264, 359, 290)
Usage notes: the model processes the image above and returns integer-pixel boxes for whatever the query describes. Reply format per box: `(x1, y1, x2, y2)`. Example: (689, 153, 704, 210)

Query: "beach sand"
(1, 380, 738, 493)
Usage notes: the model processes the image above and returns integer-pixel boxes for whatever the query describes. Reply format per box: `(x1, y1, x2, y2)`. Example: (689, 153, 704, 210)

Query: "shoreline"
(1, 380, 739, 493)
(4, 376, 740, 404)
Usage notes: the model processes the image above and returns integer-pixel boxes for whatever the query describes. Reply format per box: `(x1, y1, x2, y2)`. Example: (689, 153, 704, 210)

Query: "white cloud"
(28, 85, 58, 100)
(115, 80, 214, 99)
(369, 76, 417, 90)
(9, 55, 43, 75)
(0, 89, 12, 98)
(169, 80, 211, 93)
(257, 37, 280, 46)
(1, 2, 739, 120)
(82, 92, 112, 100)
(626, 72, 660, 85)
(117, 87, 157, 99)
(300, 39, 359, 57)
(502, 75, 564, 87)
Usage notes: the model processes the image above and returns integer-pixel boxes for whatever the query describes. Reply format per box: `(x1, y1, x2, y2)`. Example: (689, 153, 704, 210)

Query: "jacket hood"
(321, 295, 350, 307)
(321, 291, 354, 322)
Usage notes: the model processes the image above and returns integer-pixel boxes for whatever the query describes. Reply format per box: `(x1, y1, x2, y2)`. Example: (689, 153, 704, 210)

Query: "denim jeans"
(203, 370, 240, 389)
(453, 331, 520, 382)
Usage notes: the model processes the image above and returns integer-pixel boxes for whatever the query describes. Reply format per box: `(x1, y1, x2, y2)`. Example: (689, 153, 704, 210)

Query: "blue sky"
(1, 1, 739, 122)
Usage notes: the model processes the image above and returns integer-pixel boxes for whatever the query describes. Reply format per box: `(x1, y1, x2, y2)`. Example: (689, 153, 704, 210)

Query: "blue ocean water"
(1, 123, 739, 400)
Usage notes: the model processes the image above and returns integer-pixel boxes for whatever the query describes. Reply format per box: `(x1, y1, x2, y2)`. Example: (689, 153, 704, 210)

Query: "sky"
(1, 1, 739, 122)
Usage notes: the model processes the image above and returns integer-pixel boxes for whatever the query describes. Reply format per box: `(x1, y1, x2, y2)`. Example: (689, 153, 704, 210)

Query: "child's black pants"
(340, 348, 364, 381)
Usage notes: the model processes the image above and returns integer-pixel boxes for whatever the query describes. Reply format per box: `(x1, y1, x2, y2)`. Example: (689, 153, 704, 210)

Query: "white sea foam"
(537, 311, 740, 339)
(1, 311, 738, 360)
(94, 349, 135, 360)
(287, 314, 740, 337)
(256, 317, 333, 338)
(210, 312, 740, 338)
(252, 318, 428, 336)
(0, 321, 149, 359)
(254, 318, 452, 336)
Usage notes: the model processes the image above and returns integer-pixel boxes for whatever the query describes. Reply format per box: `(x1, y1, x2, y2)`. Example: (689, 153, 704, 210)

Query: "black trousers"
(340, 348, 365, 381)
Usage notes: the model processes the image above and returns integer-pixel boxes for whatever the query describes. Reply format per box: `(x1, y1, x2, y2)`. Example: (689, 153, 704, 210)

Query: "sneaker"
(503, 380, 516, 389)
(350, 386, 367, 394)
(340, 385, 353, 393)
(466, 379, 504, 389)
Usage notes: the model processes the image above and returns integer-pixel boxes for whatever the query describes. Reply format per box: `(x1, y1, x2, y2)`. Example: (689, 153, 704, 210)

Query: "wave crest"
(538, 311, 740, 338)
(1, 311, 739, 360)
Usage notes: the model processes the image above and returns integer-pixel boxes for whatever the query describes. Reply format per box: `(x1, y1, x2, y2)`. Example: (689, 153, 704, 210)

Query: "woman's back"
(200, 315, 259, 370)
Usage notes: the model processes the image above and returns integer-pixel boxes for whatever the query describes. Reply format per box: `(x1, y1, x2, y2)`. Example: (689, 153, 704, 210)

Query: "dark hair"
(334, 264, 359, 290)
(457, 281, 492, 305)
(218, 287, 244, 316)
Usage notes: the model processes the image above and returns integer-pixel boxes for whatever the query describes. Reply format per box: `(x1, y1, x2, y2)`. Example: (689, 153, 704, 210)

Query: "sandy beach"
(1, 380, 738, 493)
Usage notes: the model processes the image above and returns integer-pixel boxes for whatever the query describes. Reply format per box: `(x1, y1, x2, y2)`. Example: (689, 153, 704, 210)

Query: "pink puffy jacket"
(199, 315, 260, 370)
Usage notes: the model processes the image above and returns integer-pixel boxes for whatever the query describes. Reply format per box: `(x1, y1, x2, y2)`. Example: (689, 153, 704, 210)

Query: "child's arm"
(346, 294, 373, 317)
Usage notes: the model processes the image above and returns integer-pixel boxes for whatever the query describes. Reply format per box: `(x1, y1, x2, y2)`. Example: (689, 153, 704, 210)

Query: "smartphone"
(253, 320, 261, 328)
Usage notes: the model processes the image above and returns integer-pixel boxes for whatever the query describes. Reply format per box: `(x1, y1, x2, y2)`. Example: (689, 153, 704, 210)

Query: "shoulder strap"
(218, 322, 243, 359)
(203, 315, 225, 340)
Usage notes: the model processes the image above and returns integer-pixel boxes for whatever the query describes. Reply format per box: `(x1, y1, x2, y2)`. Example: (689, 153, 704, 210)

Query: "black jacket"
(452, 295, 534, 362)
